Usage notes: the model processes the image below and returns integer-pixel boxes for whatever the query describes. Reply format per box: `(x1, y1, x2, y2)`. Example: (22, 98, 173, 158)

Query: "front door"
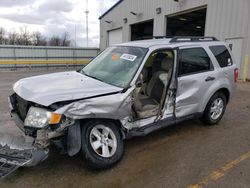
(175, 46, 216, 118)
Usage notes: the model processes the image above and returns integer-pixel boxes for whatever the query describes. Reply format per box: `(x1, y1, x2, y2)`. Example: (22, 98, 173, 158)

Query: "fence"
(0, 45, 100, 70)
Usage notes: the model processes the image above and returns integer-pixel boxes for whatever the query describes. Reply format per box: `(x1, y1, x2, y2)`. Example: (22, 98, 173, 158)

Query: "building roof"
(99, 0, 124, 19)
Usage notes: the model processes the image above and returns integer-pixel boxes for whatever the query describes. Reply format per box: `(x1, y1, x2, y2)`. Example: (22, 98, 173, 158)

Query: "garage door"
(131, 20, 153, 41)
(108, 28, 122, 46)
(167, 8, 207, 36)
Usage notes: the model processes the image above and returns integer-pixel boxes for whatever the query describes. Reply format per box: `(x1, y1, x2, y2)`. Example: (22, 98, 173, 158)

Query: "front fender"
(67, 121, 81, 156)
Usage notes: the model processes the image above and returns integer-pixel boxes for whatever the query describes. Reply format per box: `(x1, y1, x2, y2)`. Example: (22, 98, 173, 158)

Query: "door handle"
(205, 76, 215, 82)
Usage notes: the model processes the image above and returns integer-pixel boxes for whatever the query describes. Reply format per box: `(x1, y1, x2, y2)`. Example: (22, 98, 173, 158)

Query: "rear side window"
(209, 45, 233, 67)
(178, 48, 211, 76)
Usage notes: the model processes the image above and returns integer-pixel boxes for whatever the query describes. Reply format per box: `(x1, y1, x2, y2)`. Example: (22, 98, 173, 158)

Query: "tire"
(81, 120, 124, 169)
(201, 92, 227, 125)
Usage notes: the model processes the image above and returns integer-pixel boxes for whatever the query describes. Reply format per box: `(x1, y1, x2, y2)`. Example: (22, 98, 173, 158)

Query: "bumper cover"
(0, 132, 49, 178)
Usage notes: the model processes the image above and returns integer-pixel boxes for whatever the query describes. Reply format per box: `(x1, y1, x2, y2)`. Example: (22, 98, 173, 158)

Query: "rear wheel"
(81, 120, 124, 169)
(201, 92, 227, 125)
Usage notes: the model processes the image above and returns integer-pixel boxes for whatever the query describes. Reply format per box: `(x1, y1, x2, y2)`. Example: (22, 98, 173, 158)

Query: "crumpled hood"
(13, 71, 122, 106)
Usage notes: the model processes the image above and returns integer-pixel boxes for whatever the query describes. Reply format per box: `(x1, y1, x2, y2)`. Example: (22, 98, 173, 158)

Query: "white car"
(1, 37, 238, 177)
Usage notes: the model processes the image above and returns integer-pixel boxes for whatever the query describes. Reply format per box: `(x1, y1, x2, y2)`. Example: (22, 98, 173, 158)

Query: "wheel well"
(79, 118, 126, 139)
(216, 88, 230, 103)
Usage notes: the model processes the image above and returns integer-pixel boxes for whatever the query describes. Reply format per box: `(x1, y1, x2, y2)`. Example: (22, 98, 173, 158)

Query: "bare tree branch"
(0, 27, 73, 46)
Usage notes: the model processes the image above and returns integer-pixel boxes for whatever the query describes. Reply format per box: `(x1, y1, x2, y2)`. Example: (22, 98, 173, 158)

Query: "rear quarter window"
(209, 45, 233, 68)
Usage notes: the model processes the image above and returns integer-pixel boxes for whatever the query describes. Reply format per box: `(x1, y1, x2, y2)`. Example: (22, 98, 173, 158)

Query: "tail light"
(234, 68, 238, 82)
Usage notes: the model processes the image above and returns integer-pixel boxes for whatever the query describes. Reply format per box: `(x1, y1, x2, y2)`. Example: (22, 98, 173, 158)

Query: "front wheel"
(81, 120, 124, 169)
(201, 92, 227, 125)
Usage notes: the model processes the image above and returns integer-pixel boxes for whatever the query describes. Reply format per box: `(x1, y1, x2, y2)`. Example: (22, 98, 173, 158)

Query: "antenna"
(85, 0, 89, 47)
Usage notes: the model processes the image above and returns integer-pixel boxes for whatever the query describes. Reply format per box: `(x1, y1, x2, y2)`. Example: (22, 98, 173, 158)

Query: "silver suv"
(1, 37, 238, 177)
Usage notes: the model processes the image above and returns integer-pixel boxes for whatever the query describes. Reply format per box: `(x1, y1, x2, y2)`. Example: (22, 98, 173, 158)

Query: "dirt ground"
(0, 69, 250, 188)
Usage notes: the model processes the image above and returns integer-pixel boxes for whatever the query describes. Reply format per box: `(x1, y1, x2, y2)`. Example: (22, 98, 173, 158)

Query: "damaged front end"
(2, 76, 131, 178)
(0, 94, 76, 178)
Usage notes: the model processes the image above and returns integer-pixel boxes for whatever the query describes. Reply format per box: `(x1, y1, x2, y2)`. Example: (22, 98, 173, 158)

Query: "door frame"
(131, 47, 177, 123)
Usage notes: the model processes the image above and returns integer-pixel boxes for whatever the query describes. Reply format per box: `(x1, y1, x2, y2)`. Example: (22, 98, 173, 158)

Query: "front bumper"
(0, 132, 49, 178)
(1, 94, 50, 178)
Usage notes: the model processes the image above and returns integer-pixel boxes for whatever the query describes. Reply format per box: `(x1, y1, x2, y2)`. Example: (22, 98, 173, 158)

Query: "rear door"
(175, 46, 216, 118)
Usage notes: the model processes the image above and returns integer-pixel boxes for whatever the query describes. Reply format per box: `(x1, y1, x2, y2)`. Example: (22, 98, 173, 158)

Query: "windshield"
(81, 46, 148, 88)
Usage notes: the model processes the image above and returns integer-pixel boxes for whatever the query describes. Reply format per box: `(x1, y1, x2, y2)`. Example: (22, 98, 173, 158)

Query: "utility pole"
(74, 24, 77, 47)
(85, 0, 89, 47)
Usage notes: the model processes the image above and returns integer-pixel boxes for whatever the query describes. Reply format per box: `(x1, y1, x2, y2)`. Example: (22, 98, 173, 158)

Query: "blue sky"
(0, 0, 119, 47)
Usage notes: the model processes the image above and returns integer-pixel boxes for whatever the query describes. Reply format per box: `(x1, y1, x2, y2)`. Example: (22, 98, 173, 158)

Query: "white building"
(99, 0, 250, 80)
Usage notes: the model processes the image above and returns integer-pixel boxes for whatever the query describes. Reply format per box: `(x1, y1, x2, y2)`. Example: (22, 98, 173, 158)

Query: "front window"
(81, 46, 147, 88)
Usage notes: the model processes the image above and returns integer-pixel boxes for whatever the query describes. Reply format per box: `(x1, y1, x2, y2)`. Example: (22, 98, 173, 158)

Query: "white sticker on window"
(120, 53, 137, 62)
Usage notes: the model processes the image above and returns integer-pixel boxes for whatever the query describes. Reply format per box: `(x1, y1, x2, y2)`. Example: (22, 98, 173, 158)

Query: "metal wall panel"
(0, 45, 99, 60)
(47, 49, 74, 59)
(100, 0, 250, 79)
(0, 48, 14, 58)
(75, 49, 99, 58)
(15, 48, 46, 59)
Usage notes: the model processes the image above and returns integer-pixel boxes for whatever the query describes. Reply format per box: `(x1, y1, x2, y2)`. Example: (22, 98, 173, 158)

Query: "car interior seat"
(134, 54, 173, 119)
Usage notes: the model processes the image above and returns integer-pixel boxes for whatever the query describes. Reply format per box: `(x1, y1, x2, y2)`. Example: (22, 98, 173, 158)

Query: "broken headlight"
(24, 107, 52, 128)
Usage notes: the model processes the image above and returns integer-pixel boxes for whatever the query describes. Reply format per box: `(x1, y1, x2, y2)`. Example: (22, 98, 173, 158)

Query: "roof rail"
(153, 36, 174, 39)
(169, 36, 218, 43)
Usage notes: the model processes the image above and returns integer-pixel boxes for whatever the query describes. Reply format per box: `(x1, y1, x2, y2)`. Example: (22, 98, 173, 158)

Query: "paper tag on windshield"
(120, 53, 137, 62)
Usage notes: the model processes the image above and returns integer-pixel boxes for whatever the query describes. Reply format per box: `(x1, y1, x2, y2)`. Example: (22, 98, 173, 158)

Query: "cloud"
(0, 0, 33, 7)
(38, 0, 74, 13)
(1, 12, 56, 25)
(97, 0, 119, 15)
(0, 0, 119, 47)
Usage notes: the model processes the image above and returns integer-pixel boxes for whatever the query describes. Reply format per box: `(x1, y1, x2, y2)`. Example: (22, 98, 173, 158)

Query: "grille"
(16, 95, 30, 121)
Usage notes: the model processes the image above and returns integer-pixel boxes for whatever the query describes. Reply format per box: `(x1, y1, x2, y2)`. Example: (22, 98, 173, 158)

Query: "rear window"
(209, 45, 233, 67)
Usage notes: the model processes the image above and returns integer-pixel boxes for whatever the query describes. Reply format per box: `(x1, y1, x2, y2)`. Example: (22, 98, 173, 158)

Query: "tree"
(61, 32, 71, 46)
(32, 31, 47, 46)
(48, 32, 71, 46)
(0, 26, 73, 46)
(16, 27, 32, 45)
(8, 32, 18, 45)
(0, 28, 7, 45)
(48, 35, 61, 46)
